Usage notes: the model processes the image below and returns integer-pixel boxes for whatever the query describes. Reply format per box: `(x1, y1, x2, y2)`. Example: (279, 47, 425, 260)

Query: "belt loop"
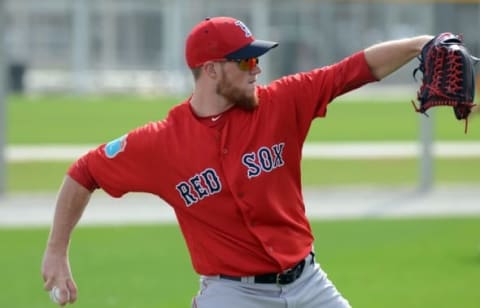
(245, 276, 255, 284)
(309, 251, 315, 265)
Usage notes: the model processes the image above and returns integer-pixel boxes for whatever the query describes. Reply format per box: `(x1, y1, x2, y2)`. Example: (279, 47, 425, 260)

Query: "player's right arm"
(41, 120, 164, 305)
(41, 175, 92, 306)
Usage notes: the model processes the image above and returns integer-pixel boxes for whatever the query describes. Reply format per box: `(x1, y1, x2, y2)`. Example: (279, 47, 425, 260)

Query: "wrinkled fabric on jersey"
(68, 51, 377, 276)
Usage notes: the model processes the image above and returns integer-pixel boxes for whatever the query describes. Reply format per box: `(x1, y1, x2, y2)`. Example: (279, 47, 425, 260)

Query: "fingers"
(47, 284, 75, 306)
(43, 277, 54, 292)
(43, 278, 77, 305)
(58, 286, 71, 306)
(66, 279, 78, 303)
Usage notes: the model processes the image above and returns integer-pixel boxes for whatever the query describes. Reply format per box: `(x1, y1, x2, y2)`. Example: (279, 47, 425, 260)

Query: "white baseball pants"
(192, 254, 351, 308)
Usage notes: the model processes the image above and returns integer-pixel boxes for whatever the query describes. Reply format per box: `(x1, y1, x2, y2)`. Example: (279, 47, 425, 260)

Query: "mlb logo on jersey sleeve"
(104, 135, 127, 158)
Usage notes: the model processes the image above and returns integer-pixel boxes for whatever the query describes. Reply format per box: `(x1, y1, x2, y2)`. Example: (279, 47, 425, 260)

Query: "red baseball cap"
(185, 17, 279, 68)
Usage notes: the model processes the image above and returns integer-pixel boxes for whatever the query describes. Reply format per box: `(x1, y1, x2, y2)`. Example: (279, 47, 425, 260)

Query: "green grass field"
(2, 217, 479, 308)
(7, 94, 480, 144)
(5, 94, 480, 191)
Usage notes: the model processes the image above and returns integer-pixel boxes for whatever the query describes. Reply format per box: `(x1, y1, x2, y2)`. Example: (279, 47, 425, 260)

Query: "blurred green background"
(7, 94, 480, 145)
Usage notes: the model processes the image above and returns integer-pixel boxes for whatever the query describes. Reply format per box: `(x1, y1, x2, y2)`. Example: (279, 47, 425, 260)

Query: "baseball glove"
(412, 32, 480, 133)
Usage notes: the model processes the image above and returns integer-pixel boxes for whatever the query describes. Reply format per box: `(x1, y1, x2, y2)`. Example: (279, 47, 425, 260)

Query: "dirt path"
(6, 141, 480, 162)
(1, 185, 479, 228)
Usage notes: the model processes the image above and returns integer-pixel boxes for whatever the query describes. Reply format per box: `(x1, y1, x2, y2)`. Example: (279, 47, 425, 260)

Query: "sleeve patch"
(104, 135, 127, 158)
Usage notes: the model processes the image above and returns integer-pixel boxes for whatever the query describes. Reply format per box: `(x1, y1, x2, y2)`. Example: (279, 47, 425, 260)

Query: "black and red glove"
(412, 32, 479, 133)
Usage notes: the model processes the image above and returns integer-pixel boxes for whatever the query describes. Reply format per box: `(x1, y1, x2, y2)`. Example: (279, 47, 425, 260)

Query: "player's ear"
(203, 61, 219, 79)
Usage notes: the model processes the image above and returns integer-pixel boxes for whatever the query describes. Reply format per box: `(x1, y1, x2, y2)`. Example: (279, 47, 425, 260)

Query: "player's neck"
(189, 90, 233, 117)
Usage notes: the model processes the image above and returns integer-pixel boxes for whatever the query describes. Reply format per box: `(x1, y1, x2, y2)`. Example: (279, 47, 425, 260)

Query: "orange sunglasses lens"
(236, 58, 259, 71)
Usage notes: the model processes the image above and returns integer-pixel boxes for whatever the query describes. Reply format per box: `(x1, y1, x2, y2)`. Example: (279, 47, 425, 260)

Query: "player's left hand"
(412, 32, 479, 133)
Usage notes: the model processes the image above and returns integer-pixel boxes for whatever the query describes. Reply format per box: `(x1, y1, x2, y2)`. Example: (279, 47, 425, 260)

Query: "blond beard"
(216, 69, 259, 111)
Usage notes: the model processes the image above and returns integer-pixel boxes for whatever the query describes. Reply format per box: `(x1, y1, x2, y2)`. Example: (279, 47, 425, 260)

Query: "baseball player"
(41, 16, 433, 307)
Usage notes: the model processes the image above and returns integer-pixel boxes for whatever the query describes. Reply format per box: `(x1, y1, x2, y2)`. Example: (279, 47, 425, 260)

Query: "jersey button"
(223, 148, 228, 155)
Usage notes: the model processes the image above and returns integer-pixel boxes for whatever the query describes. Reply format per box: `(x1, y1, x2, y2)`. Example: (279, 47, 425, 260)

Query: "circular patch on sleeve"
(104, 135, 127, 158)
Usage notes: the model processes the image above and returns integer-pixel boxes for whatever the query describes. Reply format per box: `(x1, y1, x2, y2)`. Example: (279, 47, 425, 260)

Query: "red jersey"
(68, 51, 377, 276)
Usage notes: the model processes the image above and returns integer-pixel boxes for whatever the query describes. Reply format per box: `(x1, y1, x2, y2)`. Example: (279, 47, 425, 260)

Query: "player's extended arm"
(41, 175, 93, 306)
(364, 35, 434, 80)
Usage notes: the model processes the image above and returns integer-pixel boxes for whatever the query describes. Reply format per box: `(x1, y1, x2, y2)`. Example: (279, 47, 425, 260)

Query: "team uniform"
(68, 50, 377, 307)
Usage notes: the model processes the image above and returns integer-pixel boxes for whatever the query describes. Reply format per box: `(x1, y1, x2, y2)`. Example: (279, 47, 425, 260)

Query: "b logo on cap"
(235, 20, 252, 38)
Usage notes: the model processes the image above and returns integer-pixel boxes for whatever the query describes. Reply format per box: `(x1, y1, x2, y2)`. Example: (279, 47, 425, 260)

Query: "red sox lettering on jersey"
(175, 142, 285, 207)
(241, 142, 285, 179)
(175, 168, 222, 207)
